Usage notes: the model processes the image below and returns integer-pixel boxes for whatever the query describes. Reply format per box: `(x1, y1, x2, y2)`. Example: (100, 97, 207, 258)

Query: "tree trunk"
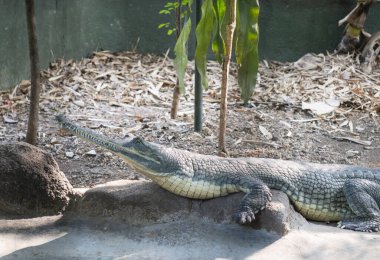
(218, 0, 237, 154)
(25, 0, 41, 145)
(170, 81, 181, 119)
(170, 0, 182, 119)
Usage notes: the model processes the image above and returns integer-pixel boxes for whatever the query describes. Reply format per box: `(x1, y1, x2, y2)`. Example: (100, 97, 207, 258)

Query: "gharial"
(56, 115, 380, 232)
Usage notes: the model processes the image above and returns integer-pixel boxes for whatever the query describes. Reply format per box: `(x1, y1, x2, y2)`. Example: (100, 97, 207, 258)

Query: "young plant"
(160, 0, 260, 151)
(159, 0, 193, 119)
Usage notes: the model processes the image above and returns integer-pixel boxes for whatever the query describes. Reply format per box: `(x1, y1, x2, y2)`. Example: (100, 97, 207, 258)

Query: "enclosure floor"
(0, 216, 379, 260)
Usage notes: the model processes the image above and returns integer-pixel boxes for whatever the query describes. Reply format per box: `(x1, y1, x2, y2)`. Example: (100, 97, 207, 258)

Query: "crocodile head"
(118, 136, 169, 177)
(56, 115, 171, 178)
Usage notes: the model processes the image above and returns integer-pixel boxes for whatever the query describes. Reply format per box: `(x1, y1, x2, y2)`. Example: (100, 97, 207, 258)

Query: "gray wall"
(259, 0, 380, 60)
(0, 0, 177, 90)
(0, 0, 380, 90)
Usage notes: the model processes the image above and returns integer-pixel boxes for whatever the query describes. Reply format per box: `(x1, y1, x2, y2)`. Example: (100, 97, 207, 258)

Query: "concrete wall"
(260, 0, 380, 60)
(0, 0, 379, 90)
(0, 0, 177, 90)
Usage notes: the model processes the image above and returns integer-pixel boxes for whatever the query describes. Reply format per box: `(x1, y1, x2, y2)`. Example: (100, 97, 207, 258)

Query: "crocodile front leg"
(233, 178, 272, 224)
(339, 179, 380, 232)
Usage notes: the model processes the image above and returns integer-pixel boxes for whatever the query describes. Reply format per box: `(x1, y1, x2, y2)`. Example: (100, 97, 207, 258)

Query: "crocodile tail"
(56, 115, 123, 154)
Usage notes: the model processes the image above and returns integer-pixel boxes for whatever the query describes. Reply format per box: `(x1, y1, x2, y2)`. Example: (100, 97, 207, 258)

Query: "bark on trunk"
(170, 1, 182, 119)
(170, 81, 181, 119)
(218, 0, 237, 154)
(25, 0, 41, 145)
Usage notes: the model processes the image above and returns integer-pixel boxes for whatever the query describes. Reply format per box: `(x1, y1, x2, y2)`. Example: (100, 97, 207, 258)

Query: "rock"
(73, 99, 85, 107)
(3, 115, 18, 124)
(202, 126, 213, 136)
(50, 137, 59, 144)
(199, 189, 307, 235)
(346, 150, 360, 158)
(65, 151, 75, 158)
(67, 180, 307, 235)
(104, 152, 113, 157)
(68, 180, 192, 225)
(0, 142, 73, 216)
(84, 150, 97, 156)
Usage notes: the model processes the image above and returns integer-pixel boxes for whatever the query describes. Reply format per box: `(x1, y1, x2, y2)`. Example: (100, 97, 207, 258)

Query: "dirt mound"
(67, 180, 307, 235)
(0, 142, 73, 216)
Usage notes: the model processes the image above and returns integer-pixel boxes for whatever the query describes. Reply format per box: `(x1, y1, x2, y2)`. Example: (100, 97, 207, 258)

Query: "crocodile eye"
(132, 137, 144, 144)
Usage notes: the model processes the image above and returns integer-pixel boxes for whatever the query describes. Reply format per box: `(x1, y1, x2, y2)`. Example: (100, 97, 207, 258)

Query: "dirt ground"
(5, 105, 380, 189)
(0, 51, 379, 187)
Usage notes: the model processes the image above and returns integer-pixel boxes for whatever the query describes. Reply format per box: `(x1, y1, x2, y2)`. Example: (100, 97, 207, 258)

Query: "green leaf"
(174, 18, 192, 93)
(167, 29, 176, 35)
(186, 0, 193, 11)
(158, 23, 170, 29)
(236, 0, 259, 104)
(159, 10, 170, 15)
(211, 0, 226, 64)
(195, 0, 215, 90)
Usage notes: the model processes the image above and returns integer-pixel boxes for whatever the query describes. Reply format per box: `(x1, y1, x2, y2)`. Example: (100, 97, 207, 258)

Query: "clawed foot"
(233, 206, 265, 224)
(233, 210, 255, 224)
(337, 217, 380, 232)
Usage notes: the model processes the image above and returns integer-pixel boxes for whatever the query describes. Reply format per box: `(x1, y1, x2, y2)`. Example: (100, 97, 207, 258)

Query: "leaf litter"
(0, 50, 379, 187)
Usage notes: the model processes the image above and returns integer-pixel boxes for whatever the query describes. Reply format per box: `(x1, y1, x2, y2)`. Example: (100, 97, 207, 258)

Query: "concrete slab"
(0, 215, 379, 260)
(0, 180, 379, 259)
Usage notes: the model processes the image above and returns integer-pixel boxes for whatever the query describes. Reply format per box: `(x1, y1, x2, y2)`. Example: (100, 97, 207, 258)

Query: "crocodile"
(56, 115, 380, 232)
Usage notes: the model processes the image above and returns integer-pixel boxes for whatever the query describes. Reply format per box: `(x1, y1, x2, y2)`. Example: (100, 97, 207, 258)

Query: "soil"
(0, 51, 379, 188)
(1, 103, 379, 189)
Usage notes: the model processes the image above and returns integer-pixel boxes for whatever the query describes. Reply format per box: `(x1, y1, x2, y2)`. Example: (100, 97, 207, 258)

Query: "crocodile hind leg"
(339, 179, 380, 232)
(233, 179, 272, 224)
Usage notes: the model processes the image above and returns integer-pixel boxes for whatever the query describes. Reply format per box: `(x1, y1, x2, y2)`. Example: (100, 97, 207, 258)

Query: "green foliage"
(173, 18, 192, 93)
(211, 0, 227, 63)
(171, 0, 259, 102)
(195, 0, 215, 90)
(236, 0, 259, 104)
(159, 0, 193, 93)
(160, 0, 259, 102)
(158, 0, 193, 36)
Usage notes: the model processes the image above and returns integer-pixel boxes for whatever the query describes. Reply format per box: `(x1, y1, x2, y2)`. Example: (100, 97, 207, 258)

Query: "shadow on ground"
(0, 216, 278, 259)
(1, 180, 379, 259)
(1, 216, 379, 260)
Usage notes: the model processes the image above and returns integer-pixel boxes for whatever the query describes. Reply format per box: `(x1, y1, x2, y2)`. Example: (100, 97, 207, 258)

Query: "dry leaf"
(302, 98, 340, 115)
(3, 115, 18, 124)
(259, 125, 273, 140)
(73, 100, 85, 107)
(48, 75, 64, 82)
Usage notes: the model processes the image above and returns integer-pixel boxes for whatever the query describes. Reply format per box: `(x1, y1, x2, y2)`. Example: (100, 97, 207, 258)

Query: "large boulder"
(68, 180, 307, 235)
(0, 142, 73, 216)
